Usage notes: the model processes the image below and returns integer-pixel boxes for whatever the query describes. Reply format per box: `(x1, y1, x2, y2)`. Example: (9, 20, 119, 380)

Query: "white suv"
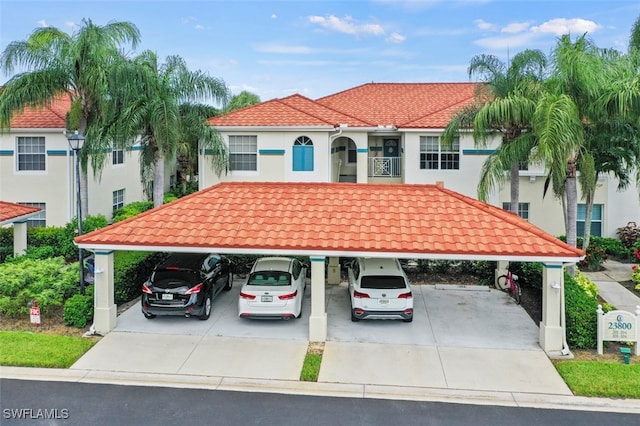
(347, 257, 413, 322)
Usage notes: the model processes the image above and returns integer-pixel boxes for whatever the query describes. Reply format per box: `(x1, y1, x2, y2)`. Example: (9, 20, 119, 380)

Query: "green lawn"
(555, 361, 640, 398)
(0, 331, 96, 368)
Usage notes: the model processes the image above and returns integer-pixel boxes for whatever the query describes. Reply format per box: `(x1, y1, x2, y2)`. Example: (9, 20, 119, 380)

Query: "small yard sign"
(29, 305, 41, 327)
(597, 305, 639, 356)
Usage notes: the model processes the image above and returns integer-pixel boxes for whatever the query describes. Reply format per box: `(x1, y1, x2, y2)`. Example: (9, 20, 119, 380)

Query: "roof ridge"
(278, 96, 345, 126)
(397, 90, 476, 128)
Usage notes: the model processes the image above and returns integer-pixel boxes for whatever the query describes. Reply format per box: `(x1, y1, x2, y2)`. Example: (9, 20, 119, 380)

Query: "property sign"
(30, 306, 41, 326)
(597, 305, 639, 355)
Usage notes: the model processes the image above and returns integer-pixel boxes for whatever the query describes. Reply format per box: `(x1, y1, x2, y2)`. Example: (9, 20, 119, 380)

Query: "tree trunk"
(565, 170, 578, 276)
(153, 153, 165, 208)
(582, 191, 594, 250)
(510, 162, 520, 215)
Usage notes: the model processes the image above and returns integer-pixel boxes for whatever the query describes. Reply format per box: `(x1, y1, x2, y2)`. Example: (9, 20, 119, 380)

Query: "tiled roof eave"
(211, 125, 338, 131)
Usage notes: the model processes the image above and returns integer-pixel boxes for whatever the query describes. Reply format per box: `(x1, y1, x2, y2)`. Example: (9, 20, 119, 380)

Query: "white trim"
(75, 243, 583, 263)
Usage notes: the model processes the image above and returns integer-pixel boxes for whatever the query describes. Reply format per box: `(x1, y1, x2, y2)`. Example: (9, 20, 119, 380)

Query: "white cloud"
(531, 18, 600, 35)
(37, 19, 47, 27)
(387, 32, 406, 43)
(271, 14, 277, 19)
(181, 16, 196, 25)
(474, 19, 496, 31)
(501, 21, 531, 34)
(308, 15, 385, 36)
(256, 43, 313, 54)
(195, 24, 204, 30)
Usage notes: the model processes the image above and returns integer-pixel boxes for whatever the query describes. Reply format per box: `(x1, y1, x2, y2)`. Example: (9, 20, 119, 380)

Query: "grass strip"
(0, 331, 96, 368)
(555, 361, 640, 398)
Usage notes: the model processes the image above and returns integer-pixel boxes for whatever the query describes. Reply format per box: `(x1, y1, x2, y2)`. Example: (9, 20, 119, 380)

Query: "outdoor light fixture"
(67, 131, 86, 295)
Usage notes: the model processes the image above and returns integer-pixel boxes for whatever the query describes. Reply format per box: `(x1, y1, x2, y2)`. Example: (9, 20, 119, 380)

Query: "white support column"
(356, 148, 368, 183)
(540, 262, 564, 353)
(327, 257, 341, 285)
(93, 250, 117, 335)
(495, 260, 509, 289)
(309, 256, 327, 342)
(12, 221, 28, 257)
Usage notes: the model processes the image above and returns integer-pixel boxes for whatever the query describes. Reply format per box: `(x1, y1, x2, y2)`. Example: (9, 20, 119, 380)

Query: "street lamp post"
(67, 131, 86, 295)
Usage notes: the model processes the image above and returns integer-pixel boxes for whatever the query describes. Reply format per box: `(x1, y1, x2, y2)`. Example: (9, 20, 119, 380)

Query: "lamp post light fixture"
(67, 131, 86, 295)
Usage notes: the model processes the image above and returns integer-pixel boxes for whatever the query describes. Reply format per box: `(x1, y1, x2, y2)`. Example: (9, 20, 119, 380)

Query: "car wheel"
(224, 272, 233, 291)
(403, 317, 413, 323)
(143, 310, 156, 319)
(351, 309, 360, 322)
(199, 293, 212, 320)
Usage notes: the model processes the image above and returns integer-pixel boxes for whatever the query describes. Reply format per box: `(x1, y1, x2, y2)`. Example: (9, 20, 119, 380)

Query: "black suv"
(141, 253, 233, 320)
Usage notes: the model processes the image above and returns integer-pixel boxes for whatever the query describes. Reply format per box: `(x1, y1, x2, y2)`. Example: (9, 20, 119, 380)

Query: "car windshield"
(248, 271, 291, 286)
(361, 275, 406, 289)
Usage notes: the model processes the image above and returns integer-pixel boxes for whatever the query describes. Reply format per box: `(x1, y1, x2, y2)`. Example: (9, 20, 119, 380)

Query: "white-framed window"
(112, 147, 124, 165)
(113, 189, 125, 212)
(229, 135, 257, 171)
(18, 202, 46, 228)
(292, 136, 314, 171)
(577, 204, 603, 237)
(419, 136, 459, 170)
(17, 136, 45, 171)
(502, 202, 530, 221)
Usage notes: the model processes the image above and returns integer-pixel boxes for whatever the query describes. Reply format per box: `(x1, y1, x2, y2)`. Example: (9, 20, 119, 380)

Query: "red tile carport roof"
(76, 182, 584, 262)
(0, 201, 41, 225)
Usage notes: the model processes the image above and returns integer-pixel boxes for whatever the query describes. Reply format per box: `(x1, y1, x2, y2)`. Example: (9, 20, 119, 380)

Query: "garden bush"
(112, 201, 154, 223)
(63, 286, 94, 328)
(0, 257, 78, 317)
(617, 221, 640, 248)
(564, 270, 609, 349)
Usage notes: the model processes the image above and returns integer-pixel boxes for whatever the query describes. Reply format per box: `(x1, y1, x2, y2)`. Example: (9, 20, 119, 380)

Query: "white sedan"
(238, 257, 306, 320)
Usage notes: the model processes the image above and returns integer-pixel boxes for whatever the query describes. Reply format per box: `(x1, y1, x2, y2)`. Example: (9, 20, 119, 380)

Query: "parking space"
(115, 278, 540, 351)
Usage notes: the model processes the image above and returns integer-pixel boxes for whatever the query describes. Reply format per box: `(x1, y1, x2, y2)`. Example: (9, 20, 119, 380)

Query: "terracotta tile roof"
(208, 94, 371, 127)
(0, 201, 41, 225)
(208, 83, 478, 129)
(76, 182, 584, 261)
(4, 92, 70, 129)
(317, 82, 478, 128)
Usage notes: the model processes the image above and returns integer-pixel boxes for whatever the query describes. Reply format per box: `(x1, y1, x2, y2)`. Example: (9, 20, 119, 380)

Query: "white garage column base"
(309, 256, 327, 342)
(13, 221, 28, 257)
(93, 251, 117, 335)
(540, 263, 564, 353)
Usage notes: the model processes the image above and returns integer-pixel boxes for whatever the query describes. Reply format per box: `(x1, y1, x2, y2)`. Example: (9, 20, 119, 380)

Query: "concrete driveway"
(72, 279, 571, 396)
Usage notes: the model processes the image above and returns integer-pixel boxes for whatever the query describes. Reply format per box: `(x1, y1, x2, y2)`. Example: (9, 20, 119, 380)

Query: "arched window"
(293, 136, 314, 171)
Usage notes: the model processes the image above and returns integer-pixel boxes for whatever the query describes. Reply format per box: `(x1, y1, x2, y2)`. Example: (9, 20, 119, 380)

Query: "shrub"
(0, 257, 78, 317)
(617, 221, 640, 248)
(507, 262, 543, 289)
(63, 286, 94, 328)
(564, 271, 604, 349)
(112, 201, 154, 223)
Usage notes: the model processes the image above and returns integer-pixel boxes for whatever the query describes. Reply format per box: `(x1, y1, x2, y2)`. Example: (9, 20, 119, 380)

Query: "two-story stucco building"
(0, 94, 148, 227)
(204, 82, 640, 239)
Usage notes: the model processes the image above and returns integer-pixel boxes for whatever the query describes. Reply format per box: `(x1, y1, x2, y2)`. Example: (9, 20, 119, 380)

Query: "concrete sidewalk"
(582, 260, 640, 313)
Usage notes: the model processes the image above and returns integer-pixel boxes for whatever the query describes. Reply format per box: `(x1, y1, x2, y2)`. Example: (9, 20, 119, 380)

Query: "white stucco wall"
(0, 130, 145, 227)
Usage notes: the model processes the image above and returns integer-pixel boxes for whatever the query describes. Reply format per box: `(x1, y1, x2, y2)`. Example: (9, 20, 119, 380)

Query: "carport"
(75, 181, 584, 355)
(0, 201, 42, 257)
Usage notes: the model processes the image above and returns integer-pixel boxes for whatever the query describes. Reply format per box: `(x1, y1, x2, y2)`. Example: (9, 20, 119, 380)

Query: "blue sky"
(1, 0, 640, 103)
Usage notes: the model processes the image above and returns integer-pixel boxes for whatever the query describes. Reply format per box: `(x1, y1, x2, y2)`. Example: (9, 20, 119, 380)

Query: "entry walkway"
(581, 260, 639, 313)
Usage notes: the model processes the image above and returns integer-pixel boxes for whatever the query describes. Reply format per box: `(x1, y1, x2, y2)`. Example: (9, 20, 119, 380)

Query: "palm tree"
(225, 90, 260, 113)
(96, 51, 229, 207)
(442, 50, 547, 214)
(0, 19, 140, 219)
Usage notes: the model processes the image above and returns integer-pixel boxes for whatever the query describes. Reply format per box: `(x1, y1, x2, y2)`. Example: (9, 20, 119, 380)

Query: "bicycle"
(496, 270, 521, 304)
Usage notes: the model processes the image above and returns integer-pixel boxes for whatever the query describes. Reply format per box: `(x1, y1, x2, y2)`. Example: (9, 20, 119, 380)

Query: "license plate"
(379, 299, 389, 305)
(161, 293, 173, 300)
(261, 295, 273, 302)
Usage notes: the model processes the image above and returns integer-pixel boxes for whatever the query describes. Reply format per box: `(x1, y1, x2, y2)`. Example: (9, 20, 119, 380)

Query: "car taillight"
(354, 290, 370, 298)
(142, 283, 153, 294)
(240, 292, 256, 300)
(398, 291, 412, 299)
(278, 290, 298, 300)
(184, 283, 203, 295)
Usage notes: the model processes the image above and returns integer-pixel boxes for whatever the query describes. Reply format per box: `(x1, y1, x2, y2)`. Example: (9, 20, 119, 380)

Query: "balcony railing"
(368, 157, 401, 177)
